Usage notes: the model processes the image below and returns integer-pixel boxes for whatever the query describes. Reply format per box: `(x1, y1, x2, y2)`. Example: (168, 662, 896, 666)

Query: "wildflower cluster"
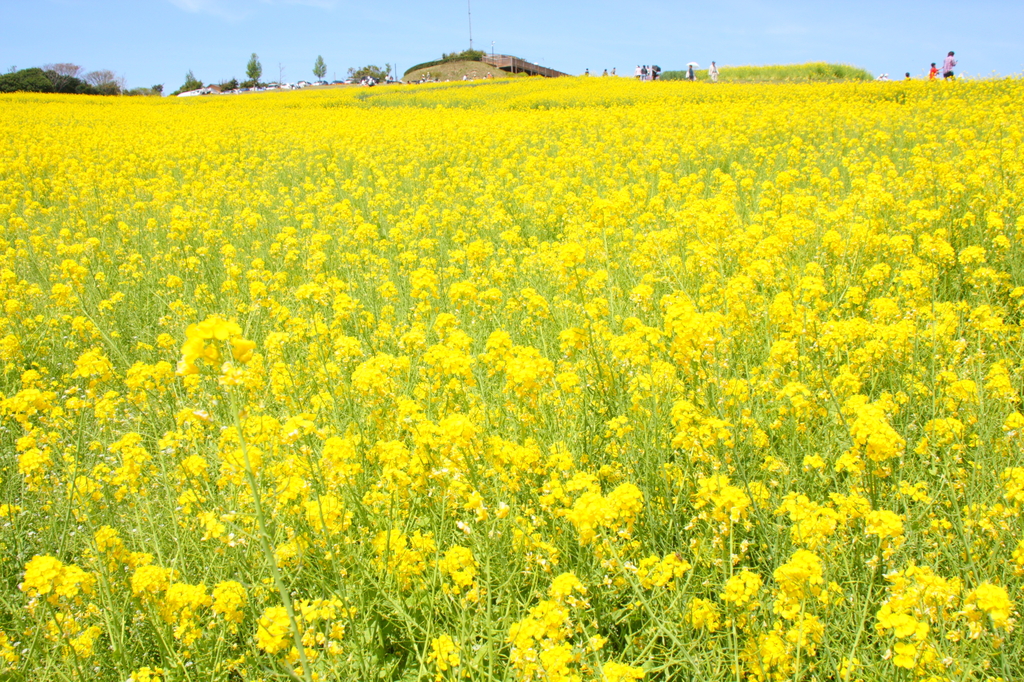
(1, 75, 1023, 679)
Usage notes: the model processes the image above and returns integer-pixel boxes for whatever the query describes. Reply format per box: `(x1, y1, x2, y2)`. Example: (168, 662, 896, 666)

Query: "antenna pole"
(468, 0, 473, 50)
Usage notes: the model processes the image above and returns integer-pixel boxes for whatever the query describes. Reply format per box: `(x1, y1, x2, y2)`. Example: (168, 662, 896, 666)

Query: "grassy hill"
(662, 62, 872, 82)
(402, 60, 518, 83)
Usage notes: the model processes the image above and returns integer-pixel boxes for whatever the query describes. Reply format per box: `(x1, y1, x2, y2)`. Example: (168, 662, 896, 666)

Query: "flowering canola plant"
(1, 75, 1023, 680)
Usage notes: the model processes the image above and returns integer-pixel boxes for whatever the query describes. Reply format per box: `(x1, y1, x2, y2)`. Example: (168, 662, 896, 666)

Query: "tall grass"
(662, 61, 872, 82)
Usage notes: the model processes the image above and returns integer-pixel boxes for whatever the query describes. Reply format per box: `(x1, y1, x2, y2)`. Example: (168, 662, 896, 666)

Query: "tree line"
(1, 54, 396, 97)
(0, 63, 162, 96)
(173, 54, 393, 94)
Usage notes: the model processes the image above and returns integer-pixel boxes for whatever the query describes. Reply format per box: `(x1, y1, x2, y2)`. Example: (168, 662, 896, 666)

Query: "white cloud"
(764, 24, 811, 37)
(166, 0, 246, 20)
(278, 0, 339, 7)
(166, 0, 337, 20)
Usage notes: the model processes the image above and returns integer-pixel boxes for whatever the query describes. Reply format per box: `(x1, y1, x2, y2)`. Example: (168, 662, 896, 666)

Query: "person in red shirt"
(928, 63, 939, 80)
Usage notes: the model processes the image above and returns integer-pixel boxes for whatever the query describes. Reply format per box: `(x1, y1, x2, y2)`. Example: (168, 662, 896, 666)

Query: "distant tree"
(44, 63, 83, 78)
(42, 68, 98, 94)
(43, 63, 83, 91)
(175, 70, 204, 94)
(85, 69, 123, 95)
(0, 68, 55, 93)
(347, 64, 391, 82)
(217, 78, 239, 91)
(313, 55, 327, 80)
(246, 53, 263, 86)
(85, 69, 113, 86)
(152, 84, 164, 95)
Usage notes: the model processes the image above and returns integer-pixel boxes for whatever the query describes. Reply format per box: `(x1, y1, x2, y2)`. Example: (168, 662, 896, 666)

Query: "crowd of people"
(588, 51, 958, 83)
(589, 60, 714, 82)
(589, 50, 954, 82)
(633, 65, 661, 81)
(877, 51, 958, 82)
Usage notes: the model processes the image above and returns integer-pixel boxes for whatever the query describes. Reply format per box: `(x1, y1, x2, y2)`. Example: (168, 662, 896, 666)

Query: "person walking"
(686, 64, 695, 81)
(641, 65, 649, 81)
(634, 65, 642, 79)
(928, 63, 939, 80)
(942, 51, 957, 79)
(708, 61, 719, 83)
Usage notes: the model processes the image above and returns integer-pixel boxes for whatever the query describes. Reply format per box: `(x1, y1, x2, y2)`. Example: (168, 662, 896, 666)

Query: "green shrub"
(348, 64, 391, 82)
(124, 87, 163, 97)
(0, 68, 54, 93)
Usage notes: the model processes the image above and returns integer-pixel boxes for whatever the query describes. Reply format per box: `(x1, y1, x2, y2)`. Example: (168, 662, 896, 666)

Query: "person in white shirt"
(708, 61, 719, 83)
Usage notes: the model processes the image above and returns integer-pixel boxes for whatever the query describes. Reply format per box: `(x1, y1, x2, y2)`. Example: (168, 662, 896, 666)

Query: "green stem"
(728, 531, 741, 682)
(228, 388, 313, 682)
(844, 579, 875, 682)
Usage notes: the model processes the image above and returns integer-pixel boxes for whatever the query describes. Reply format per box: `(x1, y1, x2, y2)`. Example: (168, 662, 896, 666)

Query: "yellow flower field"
(1, 76, 1023, 681)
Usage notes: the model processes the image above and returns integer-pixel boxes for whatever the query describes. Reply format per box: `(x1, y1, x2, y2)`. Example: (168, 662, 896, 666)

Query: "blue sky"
(3, 0, 1022, 90)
